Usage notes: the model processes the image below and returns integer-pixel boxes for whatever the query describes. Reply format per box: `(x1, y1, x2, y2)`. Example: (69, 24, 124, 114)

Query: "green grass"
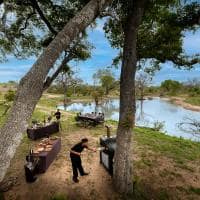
(0, 104, 8, 127)
(38, 96, 63, 108)
(32, 108, 48, 122)
(188, 186, 200, 195)
(49, 194, 67, 200)
(134, 127, 200, 163)
(185, 96, 200, 106)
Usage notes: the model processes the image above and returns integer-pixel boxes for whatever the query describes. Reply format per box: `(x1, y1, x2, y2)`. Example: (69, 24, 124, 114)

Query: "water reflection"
(58, 98, 200, 141)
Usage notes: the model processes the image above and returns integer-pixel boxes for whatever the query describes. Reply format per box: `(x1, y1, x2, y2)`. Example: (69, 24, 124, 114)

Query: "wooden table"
(27, 122, 59, 140)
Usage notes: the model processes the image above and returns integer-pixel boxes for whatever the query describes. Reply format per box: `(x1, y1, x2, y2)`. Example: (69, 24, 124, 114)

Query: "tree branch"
(30, 0, 57, 35)
(19, 11, 36, 33)
(43, 52, 73, 90)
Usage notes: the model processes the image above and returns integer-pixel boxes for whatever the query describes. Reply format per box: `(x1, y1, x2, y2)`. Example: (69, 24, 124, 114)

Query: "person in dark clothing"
(70, 138, 96, 183)
(54, 109, 61, 121)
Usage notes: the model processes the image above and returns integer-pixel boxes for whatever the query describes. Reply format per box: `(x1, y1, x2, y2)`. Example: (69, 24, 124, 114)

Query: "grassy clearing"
(1, 93, 200, 199)
(185, 96, 200, 106)
(134, 127, 200, 163)
(38, 95, 63, 108)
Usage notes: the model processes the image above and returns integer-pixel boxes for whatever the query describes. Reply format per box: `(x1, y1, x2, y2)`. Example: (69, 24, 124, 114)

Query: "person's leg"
(77, 157, 89, 176)
(71, 157, 79, 182)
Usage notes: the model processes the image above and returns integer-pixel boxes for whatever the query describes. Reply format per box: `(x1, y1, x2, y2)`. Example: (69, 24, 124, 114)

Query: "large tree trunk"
(0, 0, 112, 182)
(113, 0, 147, 195)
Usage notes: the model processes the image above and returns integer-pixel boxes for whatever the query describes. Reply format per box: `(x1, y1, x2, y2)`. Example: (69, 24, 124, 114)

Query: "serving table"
(34, 138, 61, 173)
(75, 113, 104, 127)
(27, 122, 59, 140)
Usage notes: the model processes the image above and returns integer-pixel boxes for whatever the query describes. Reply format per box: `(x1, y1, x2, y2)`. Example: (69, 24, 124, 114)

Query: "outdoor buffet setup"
(24, 137, 61, 182)
(75, 112, 105, 127)
(27, 121, 59, 140)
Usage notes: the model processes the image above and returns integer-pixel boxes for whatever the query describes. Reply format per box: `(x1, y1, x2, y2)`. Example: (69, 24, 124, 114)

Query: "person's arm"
(70, 150, 81, 156)
(87, 146, 96, 152)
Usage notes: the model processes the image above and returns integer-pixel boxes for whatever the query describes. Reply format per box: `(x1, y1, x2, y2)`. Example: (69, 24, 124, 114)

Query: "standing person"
(54, 109, 61, 121)
(70, 138, 96, 183)
(54, 109, 62, 130)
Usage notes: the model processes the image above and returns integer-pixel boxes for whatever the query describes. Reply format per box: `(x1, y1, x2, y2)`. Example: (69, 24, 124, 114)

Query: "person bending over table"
(70, 138, 96, 183)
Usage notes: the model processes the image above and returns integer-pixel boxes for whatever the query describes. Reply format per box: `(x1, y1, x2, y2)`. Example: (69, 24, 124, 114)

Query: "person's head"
(57, 109, 60, 112)
(47, 116, 52, 121)
(81, 138, 88, 146)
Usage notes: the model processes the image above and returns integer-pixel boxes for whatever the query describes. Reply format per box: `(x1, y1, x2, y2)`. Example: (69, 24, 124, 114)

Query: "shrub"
(152, 121, 165, 132)
(4, 90, 15, 102)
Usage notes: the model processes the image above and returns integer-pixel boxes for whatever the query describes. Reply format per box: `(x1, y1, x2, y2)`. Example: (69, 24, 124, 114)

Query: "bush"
(4, 90, 15, 102)
(152, 121, 165, 132)
(161, 80, 182, 95)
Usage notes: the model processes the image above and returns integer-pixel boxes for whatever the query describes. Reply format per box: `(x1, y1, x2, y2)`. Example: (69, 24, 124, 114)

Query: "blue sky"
(0, 19, 199, 85)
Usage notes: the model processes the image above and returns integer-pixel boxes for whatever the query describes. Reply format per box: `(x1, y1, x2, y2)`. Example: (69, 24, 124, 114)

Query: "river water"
(58, 97, 200, 141)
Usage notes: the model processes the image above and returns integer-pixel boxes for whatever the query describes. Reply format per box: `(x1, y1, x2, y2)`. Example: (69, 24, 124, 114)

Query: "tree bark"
(0, 0, 112, 182)
(113, 0, 147, 195)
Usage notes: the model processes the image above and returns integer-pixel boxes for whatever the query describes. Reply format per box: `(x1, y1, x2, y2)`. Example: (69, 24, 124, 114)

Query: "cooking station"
(99, 126, 116, 175)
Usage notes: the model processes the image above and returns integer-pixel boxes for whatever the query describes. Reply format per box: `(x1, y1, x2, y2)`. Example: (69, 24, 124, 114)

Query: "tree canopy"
(93, 69, 116, 95)
(0, 0, 92, 66)
(104, 1, 200, 72)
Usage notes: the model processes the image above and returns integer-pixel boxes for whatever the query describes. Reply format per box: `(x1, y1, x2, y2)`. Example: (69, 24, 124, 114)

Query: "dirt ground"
(2, 129, 120, 200)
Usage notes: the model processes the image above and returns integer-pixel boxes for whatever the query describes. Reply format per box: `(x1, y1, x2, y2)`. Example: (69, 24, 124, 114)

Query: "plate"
(37, 147, 44, 152)
(44, 148, 52, 152)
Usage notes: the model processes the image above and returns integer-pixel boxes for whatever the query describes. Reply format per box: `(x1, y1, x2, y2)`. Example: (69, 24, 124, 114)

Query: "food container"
(37, 147, 44, 152)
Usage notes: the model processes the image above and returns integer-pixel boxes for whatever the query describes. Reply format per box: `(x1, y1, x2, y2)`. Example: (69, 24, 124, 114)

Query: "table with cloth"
(27, 122, 59, 140)
(24, 137, 61, 181)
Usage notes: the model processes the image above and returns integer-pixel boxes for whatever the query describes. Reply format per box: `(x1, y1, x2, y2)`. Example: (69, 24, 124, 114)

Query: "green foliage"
(91, 87, 104, 105)
(0, 0, 92, 63)
(93, 69, 116, 95)
(188, 86, 200, 96)
(4, 90, 15, 102)
(49, 194, 67, 200)
(161, 79, 182, 95)
(152, 121, 165, 132)
(185, 96, 200, 106)
(188, 186, 200, 195)
(104, 1, 200, 71)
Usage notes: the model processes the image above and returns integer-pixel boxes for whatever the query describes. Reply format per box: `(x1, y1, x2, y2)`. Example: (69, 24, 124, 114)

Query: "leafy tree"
(93, 69, 116, 95)
(0, 0, 112, 182)
(0, 0, 92, 90)
(0, 0, 199, 194)
(91, 87, 104, 105)
(161, 79, 182, 95)
(103, 0, 200, 194)
(104, 1, 200, 71)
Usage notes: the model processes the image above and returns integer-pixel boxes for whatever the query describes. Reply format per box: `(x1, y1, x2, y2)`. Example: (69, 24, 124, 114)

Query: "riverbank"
(0, 93, 200, 200)
(1, 114, 200, 200)
(43, 93, 200, 113)
(164, 96, 200, 112)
